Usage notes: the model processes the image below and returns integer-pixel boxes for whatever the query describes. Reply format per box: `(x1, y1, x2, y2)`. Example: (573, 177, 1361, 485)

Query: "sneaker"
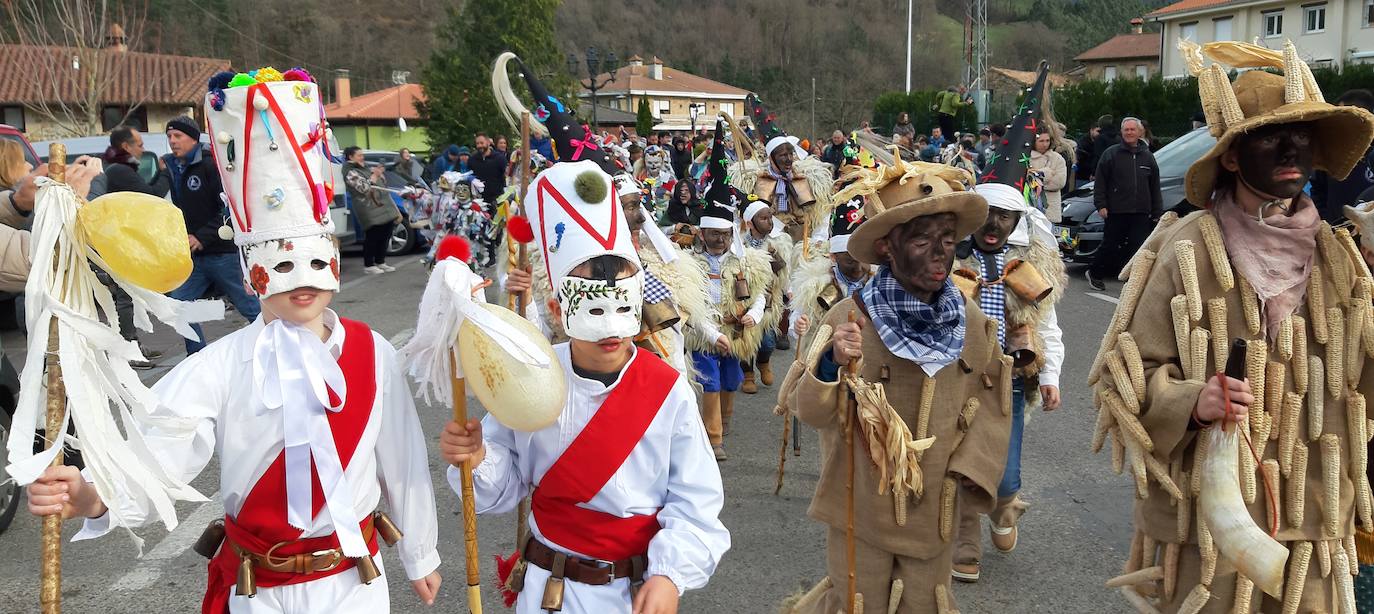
(364, 266, 385, 275)
(377, 263, 396, 272)
(990, 523, 1018, 553)
(1085, 269, 1106, 291)
(713, 445, 728, 462)
(129, 359, 155, 370)
(951, 561, 981, 583)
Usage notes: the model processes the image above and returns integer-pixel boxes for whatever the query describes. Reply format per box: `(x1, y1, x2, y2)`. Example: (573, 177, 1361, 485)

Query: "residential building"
(0, 27, 228, 139)
(579, 56, 752, 132)
(1149, 0, 1374, 78)
(323, 70, 429, 152)
(1073, 19, 1163, 81)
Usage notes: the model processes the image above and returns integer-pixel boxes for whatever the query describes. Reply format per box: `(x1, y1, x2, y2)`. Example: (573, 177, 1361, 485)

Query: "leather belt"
(232, 517, 377, 575)
(523, 537, 646, 586)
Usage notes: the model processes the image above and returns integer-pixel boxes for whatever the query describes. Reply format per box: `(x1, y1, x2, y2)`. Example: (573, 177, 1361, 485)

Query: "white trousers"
(227, 556, 390, 613)
(514, 560, 633, 614)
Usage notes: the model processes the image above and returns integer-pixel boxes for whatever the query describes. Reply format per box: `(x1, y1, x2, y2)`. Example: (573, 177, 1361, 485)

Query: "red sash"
(202, 318, 378, 614)
(531, 348, 679, 561)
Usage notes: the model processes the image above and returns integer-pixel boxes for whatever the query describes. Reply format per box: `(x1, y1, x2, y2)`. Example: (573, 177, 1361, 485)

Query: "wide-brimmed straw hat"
(833, 154, 986, 265)
(1182, 40, 1374, 207)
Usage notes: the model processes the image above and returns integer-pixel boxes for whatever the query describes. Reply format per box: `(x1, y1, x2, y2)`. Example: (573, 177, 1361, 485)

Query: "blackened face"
(701, 227, 732, 255)
(974, 208, 1020, 253)
(750, 207, 775, 236)
(1232, 122, 1317, 199)
(877, 213, 958, 301)
(621, 194, 646, 232)
(834, 251, 867, 280)
(771, 143, 796, 173)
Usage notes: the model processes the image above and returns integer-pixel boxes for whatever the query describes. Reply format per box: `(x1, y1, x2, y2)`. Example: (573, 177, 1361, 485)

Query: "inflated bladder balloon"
(458, 303, 567, 431)
(78, 192, 194, 293)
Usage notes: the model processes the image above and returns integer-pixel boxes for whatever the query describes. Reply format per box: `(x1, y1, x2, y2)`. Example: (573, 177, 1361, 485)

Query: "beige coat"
(1029, 149, 1067, 223)
(1090, 210, 1374, 610)
(0, 189, 32, 293)
(790, 296, 1012, 559)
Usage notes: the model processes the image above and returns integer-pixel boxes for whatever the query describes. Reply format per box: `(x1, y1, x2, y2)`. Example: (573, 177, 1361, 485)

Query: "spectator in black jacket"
(1086, 117, 1162, 290)
(820, 130, 848, 179)
(1074, 123, 1101, 184)
(670, 136, 693, 180)
(1312, 89, 1374, 224)
(99, 126, 172, 367)
(161, 116, 262, 354)
(468, 132, 506, 206)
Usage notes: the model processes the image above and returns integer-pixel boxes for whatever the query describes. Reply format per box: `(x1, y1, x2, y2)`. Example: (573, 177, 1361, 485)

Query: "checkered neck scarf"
(858, 266, 966, 371)
(972, 247, 1007, 348)
(834, 265, 866, 297)
(644, 270, 672, 304)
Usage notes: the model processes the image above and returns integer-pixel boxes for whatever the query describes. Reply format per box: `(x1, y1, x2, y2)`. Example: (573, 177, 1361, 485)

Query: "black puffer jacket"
(164, 145, 234, 253)
(1093, 140, 1162, 218)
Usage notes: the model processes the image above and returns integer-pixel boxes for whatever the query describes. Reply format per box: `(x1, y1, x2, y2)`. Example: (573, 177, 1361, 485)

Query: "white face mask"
(556, 274, 643, 342)
(241, 233, 341, 297)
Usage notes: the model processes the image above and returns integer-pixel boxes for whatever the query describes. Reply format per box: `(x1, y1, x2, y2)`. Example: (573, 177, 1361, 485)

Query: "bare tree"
(1, 0, 158, 138)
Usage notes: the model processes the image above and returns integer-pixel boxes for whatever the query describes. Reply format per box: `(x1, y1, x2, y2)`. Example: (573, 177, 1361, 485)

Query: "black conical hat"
(747, 94, 785, 144)
(515, 57, 621, 176)
(978, 60, 1051, 192)
(700, 116, 743, 213)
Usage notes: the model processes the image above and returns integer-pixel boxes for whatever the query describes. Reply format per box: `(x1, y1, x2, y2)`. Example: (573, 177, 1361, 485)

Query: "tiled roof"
(1147, 0, 1246, 18)
(987, 67, 1072, 88)
(591, 63, 750, 97)
(0, 44, 228, 105)
(1074, 33, 1161, 62)
(325, 83, 425, 121)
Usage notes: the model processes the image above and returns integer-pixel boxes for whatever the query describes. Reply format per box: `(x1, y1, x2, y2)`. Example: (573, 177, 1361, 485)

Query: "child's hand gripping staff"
(401, 236, 568, 613)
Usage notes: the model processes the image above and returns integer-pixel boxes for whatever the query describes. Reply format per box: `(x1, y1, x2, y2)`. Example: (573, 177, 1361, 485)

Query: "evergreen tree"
(636, 98, 654, 136)
(419, 0, 565, 152)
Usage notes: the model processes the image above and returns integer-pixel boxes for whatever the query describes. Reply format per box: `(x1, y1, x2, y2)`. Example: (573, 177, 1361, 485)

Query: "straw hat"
(1181, 40, 1374, 206)
(833, 154, 986, 265)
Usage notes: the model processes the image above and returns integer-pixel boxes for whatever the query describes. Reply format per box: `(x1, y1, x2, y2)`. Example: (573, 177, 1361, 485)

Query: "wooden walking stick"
(40, 143, 67, 614)
(842, 309, 859, 614)
(510, 111, 535, 549)
(450, 350, 484, 614)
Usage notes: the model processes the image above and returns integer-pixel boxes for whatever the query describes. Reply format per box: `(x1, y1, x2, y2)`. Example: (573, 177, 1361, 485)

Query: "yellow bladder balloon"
(457, 303, 567, 432)
(78, 192, 194, 293)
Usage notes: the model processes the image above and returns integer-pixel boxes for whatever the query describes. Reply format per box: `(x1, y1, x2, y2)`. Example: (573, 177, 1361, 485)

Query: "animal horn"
(1199, 426, 1290, 598)
(1344, 202, 1374, 252)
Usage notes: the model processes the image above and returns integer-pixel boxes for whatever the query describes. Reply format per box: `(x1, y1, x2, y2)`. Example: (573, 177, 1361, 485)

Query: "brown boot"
(759, 361, 774, 386)
(721, 391, 736, 438)
(989, 495, 1029, 553)
(952, 489, 983, 583)
(701, 392, 723, 447)
(741, 363, 758, 394)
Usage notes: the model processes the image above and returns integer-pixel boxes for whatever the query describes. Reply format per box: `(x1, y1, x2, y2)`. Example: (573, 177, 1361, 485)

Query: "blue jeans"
(692, 351, 744, 393)
(755, 329, 777, 366)
(169, 252, 262, 354)
(998, 381, 1026, 498)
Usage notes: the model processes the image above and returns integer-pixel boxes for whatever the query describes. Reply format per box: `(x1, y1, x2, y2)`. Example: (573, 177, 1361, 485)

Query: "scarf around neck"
(1212, 191, 1320, 338)
(768, 166, 793, 212)
(858, 266, 966, 376)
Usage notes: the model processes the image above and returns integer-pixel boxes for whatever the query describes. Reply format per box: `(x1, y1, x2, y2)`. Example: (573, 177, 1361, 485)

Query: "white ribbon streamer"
(252, 319, 367, 557)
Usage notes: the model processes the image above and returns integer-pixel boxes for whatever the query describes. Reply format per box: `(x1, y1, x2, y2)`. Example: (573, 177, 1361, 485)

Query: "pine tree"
(419, 0, 566, 152)
(636, 98, 654, 136)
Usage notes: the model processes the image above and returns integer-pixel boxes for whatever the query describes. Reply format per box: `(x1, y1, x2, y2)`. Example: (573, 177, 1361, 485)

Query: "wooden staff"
(843, 309, 859, 614)
(449, 351, 483, 614)
(512, 111, 534, 550)
(40, 143, 67, 614)
(773, 410, 790, 495)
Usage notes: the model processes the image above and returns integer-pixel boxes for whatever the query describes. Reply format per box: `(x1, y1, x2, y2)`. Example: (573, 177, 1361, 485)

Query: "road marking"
(1086, 292, 1120, 305)
(340, 255, 420, 291)
(112, 491, 224, 592)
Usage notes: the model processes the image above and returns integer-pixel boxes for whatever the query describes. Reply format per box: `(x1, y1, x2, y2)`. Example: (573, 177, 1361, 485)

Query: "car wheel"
(0, 399, 21, 535)
(387, 221, 415, 257)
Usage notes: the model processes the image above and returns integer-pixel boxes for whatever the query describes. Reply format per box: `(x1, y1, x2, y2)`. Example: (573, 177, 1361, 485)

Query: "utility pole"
(905, 0, 914, 93)
(811, 77, 816, 139)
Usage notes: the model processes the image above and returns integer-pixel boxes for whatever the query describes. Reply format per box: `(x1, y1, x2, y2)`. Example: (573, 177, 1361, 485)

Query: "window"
(1366, 0, 1374, 26)
(1180, 22, 1198, 42)
(1136, 65, 1149, 78)
(1304, 4, 1326, 33)
(653, 100, 670, 118)
(1264, 10, 1284, 38)
(100, 105, 147, 132)
(719, 102, 734, 116)
(1214, 16, 1234, 41)
(0, 106, 23, 131)
(1104, 66, 1118, 82)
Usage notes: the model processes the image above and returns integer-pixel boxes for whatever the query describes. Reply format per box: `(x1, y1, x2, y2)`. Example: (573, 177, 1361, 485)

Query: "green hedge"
(872, 64, 1374, 142)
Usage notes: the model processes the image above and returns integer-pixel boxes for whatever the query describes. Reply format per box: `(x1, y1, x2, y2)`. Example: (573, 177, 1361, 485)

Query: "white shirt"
(451, 344, 729, 611)
(78, 310, 441, 584)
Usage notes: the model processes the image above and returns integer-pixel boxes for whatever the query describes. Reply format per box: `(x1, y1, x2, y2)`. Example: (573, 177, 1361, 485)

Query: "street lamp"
(689, 102, 705, 133)
(568, 47, 619, 130)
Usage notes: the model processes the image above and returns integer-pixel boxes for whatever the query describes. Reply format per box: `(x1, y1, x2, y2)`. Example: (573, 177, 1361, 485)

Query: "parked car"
(0, 124, 39, 171)
(340, 155, 430, 257)
(1057, 127, 1216, 264)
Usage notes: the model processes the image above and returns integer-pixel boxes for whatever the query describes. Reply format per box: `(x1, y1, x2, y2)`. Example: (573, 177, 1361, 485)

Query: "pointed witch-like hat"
(746, 93, 785, 145)
(491, 52, 623, 176)
(979, 60, 1050, 194)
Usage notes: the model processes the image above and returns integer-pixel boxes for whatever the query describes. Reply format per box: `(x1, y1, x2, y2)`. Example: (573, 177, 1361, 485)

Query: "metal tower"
(964, 0, 989, 124)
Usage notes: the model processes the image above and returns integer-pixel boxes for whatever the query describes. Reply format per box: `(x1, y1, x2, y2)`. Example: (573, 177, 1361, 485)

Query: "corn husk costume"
(1089, 40, 1374, 613)
(784, 157, 1011, 614)
(732, 94, 835, 243)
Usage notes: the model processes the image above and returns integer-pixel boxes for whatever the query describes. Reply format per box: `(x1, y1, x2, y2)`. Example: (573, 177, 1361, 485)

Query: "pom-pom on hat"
(435, 235, 473, 263)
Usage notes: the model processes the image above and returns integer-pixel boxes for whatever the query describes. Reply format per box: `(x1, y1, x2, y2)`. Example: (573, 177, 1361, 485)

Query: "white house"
(1149, 0, 1374, 78)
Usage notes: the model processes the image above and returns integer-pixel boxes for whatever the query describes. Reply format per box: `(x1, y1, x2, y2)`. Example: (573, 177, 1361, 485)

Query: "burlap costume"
(782, 160, 1012, 614)
(1089, 40, 1374, 613)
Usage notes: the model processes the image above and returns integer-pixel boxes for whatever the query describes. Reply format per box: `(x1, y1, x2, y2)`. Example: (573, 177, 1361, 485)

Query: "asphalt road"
(0, 255, 1139, 613)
